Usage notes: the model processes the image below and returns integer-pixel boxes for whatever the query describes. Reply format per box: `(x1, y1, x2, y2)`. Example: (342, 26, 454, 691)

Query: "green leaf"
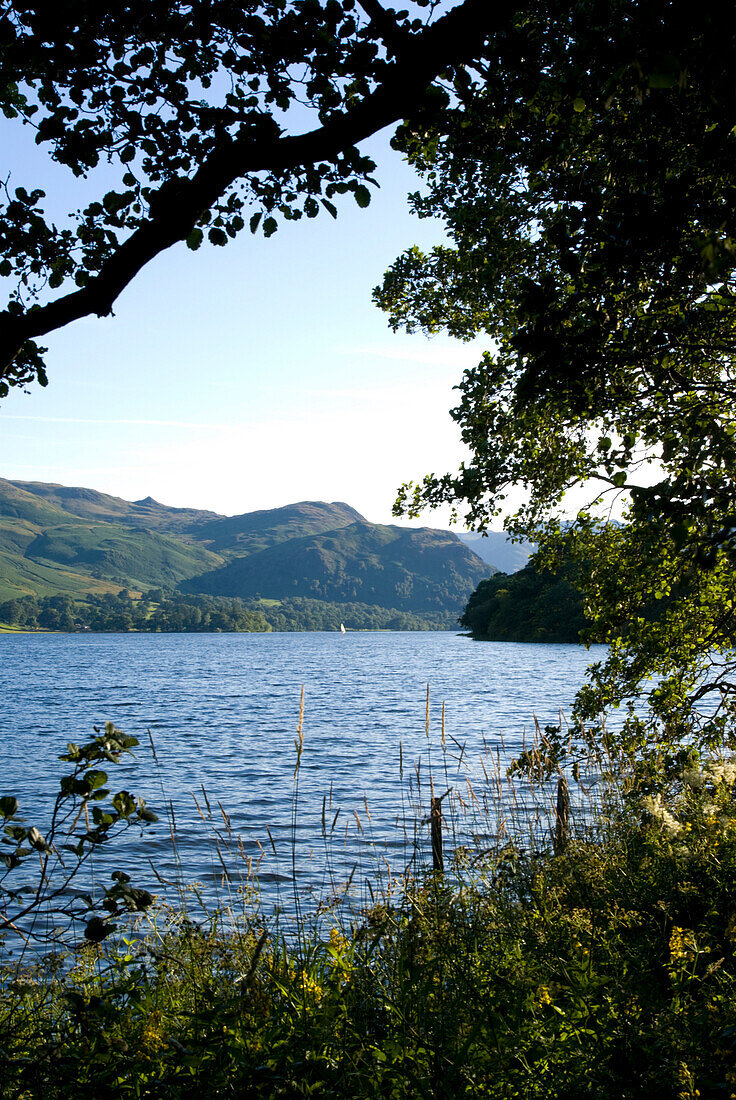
(186, 227, 203, 250)
(648, 71, 678, 89)
(263, 216, 278, 237)
(112, 791, 136, 817)
(0, 797, 18, 819)
(84, 916, 116, 943)
(84, 770, 108, 790)
(353, 184, 371, 208)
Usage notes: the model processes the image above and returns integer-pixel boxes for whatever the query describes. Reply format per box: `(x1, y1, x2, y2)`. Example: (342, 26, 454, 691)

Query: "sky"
(0, 120, 490, 528)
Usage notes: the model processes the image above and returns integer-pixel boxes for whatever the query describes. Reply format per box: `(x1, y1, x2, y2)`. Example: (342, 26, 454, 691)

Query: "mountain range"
(0, 479, 505, 626)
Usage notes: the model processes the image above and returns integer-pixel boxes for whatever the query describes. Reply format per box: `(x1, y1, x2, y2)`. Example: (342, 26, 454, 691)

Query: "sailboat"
(340, 622, 346, 634)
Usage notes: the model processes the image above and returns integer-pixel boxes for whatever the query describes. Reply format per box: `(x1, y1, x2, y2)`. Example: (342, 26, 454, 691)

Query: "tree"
(0, 0, 494, 395)
(460, 552, 587, 644)
(375, 0, 736, 777)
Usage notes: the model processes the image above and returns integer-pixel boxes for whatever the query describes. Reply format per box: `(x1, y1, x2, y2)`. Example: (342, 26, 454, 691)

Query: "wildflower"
(642, 794, 684, 838)
(682, 767, 704, 790)
(329, 927, 350, 954)
(669, 926, 696, 963)
(537, 986, 552, 1006)
(141, 1010, 166, 1054)
(296, 968, 323, 1002)
(703, 760, 736, 787)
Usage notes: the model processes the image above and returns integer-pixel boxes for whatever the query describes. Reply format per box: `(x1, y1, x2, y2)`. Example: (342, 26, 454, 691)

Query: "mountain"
(0, 480, 225, 592)
(8, 480, 221, 533)
(190, 521, 489, 612)
(189, 500, 365, 554)
(0, 480, 493, 628)
(456, 532, 534, 574)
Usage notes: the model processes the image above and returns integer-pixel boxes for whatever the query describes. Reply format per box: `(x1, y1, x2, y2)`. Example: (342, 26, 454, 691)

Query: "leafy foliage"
(375, 0, 736, 770)
(0, 0, 492, 391)
(0, 722, 156, 950)
(461, 550, 586, 643)
(0, 589, 458, 632)
(5, 753, 736, 1097)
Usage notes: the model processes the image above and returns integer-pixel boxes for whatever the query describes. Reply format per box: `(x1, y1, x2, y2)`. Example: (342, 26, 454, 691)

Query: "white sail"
(340, 622, 346, 634)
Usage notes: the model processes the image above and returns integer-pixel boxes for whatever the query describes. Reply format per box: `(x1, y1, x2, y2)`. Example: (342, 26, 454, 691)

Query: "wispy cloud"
(0, 415, 240, 429)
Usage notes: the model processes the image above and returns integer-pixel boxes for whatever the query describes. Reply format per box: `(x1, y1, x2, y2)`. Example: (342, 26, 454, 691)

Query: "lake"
(0, 631, 604, 930)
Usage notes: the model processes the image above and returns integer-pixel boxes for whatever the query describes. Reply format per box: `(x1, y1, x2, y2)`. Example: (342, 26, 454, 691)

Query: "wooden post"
(431, 796, 443, 874)
(554, 775, 569, 855)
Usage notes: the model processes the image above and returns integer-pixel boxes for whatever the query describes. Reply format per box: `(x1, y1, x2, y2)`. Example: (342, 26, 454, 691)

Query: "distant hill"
(0, 480, 224, 596)
(460, 554, 586, 643)
(189, 500, 365, 555)
(0, 480, 493, 629)
(9, 480, 221, 533)
(456, 532, 534, 574)
(191, 521, 489, 612)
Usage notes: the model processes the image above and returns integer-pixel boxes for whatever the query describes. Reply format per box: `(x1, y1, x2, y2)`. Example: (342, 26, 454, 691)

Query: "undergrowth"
(3, 725, 736, 1097)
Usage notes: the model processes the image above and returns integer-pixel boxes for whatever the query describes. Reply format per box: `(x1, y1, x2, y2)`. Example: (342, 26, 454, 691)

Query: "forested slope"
(0, 480, 493, 629)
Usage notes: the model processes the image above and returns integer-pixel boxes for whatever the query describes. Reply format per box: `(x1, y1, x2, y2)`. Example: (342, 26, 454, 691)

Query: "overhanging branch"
(0, 0, 503, 377)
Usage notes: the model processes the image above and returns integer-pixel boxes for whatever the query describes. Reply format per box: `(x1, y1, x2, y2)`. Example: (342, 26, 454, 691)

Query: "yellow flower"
(669, 926, 694, 962)
(296, 968, 323, 1002)
(537, 986, 552, 1006)
(141, 1010, 166, 1055)
(329, 927, 350, 954)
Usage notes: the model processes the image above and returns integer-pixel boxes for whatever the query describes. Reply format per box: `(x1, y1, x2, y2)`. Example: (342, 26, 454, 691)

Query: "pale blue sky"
(0, 122, 487, 526)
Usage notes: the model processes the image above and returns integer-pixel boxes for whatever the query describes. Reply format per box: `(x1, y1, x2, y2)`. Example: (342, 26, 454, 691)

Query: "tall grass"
(2, 700, 736, 1098)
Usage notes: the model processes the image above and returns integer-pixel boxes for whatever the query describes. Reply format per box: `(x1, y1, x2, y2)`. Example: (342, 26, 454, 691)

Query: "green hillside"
(0, 480, 225, 600)
(0, 480, 81, 528)
(190, 521, 491, 612)
(27, 524, 224, 589)
(460, 554, 587, 643)
(190, 500, 365, 554)
(0, 480, 492, 626)
(7, 481, 219, 534)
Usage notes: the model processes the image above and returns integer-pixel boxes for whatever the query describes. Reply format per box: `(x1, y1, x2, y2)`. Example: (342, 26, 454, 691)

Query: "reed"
(1, 700, 735, 1098)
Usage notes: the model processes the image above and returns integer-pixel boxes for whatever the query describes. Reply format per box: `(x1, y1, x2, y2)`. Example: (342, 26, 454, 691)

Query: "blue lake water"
(0, 631, 604, 929)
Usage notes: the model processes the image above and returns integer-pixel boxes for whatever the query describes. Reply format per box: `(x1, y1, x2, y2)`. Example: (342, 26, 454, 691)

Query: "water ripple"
(0, 631, 602, 918)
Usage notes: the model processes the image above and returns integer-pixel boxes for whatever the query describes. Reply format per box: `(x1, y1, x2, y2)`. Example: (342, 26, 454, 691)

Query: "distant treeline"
(0, 591, 270, 633)
(256, 596, 453, 632)
(460, 556, 587, 643)
(0, 591, 456, 633)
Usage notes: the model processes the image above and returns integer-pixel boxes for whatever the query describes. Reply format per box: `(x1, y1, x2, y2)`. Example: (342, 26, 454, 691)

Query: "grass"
(2, 721, 736, 1097)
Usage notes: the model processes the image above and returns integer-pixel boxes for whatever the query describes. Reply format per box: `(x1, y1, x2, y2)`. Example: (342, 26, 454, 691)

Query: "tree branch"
(354, 0, 411, 54)
(0, 0, 502, 377)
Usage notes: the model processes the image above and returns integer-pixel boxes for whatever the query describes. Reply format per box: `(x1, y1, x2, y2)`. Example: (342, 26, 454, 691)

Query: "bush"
(3, 740, 736, 1097)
